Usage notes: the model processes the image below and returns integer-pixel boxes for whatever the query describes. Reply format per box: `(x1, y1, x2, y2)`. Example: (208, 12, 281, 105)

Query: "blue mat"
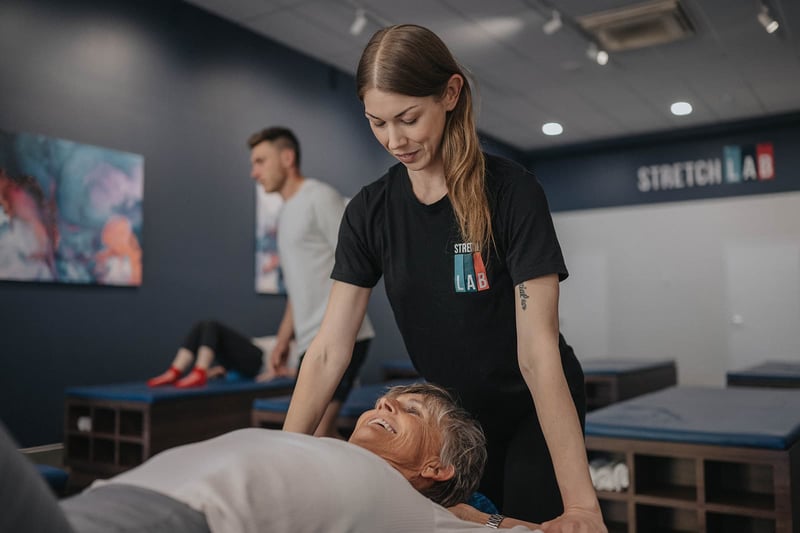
(581, 358, 674, 376)
(586, 386, 800, 450)
(36, 464, 68, 493)
(66, 377, 295, 403)
(253, 379, 422, 417)
(727, 360, 800, 383)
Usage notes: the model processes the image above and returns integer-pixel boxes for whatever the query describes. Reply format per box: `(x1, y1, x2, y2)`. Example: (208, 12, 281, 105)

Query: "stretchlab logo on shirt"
(453, 242, 489, 293)
(636, 142, 775, 192)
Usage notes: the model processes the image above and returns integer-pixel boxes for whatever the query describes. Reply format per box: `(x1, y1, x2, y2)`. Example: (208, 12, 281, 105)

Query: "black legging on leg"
(181, 321, 264, 378)
(478, 379, 586, 523)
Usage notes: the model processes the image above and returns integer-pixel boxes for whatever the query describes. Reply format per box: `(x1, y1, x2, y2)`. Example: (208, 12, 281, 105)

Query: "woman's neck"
(407, 167, 447, 205)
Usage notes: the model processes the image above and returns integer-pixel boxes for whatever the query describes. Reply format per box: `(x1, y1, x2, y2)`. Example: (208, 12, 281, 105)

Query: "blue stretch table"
(64, 377, 294, 487)
(581, 358, 677, 410)
(584, 386, 800, 533)
(727, 360, 800, 389)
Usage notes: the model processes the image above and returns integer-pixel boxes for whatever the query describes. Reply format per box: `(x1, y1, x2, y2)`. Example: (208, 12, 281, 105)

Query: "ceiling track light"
(349, 8, 368, 36)
(542, 10, 563, 35)
(757, 3, 780, 34)
(586, 42, 609, 66)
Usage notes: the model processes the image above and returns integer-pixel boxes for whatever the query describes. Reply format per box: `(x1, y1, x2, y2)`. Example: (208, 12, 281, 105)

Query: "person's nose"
(386, 124, 406, 151)
(376, 396, 397, 413)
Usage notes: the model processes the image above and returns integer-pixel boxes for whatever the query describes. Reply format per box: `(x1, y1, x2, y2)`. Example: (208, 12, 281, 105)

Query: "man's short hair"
(247, 127, 301, 169)
(383, 383, 487, 507)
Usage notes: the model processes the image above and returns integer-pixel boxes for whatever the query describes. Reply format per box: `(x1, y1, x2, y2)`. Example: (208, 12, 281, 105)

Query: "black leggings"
(182, 321, 264, 378)
(477, 350, 586, 523)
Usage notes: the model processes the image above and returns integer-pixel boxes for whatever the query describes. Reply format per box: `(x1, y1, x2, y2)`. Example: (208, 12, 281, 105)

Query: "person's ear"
(280, 148, 296, 169)
(443, 74, 463, 112)
(421, 460, 455, 482)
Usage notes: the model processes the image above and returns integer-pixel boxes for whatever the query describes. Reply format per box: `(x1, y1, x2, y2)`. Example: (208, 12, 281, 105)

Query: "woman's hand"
(268, 343, 291, 377)
(540, 506, 607, 533)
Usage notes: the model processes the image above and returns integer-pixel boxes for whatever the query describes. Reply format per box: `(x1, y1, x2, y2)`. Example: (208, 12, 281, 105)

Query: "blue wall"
(0, 0, 521, 446)
(528, 114, 800, 212)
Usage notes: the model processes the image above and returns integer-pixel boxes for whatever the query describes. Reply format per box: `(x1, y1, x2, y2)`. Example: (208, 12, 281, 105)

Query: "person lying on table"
(2, 383, 546, 533)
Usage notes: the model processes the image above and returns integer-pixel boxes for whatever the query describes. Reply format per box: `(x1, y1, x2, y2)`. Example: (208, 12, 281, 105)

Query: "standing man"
(249, 127, 375, 438)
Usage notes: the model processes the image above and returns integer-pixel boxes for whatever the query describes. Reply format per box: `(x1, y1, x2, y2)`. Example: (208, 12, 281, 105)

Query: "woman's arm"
(283, 281, 372, 434)
(515, 274, 606, 533)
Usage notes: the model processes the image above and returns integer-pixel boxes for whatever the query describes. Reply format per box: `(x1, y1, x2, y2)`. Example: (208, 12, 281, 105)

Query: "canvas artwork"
(255, 184, 285, 294)
(0, 129, 144, 285)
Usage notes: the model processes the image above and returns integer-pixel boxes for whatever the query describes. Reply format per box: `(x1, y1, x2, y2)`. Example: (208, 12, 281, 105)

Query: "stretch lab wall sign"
(637, 143, 775, 193)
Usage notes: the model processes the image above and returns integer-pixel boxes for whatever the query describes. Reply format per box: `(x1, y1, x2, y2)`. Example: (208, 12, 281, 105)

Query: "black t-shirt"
(333, 154, 580, 418)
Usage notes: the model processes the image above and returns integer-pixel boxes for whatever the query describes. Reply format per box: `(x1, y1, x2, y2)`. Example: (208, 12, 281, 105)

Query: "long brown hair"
(356, 24, 492, 253)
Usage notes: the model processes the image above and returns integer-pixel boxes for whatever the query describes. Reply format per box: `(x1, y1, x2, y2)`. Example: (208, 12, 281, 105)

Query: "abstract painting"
(0, 129, 144, 285)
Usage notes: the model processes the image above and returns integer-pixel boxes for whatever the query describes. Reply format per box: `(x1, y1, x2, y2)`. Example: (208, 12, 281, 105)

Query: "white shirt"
(94, 429, 535, 533)
(278, 179, 374, 352)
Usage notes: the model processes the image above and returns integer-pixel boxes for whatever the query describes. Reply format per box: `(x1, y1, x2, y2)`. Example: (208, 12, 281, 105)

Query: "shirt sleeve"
(500, 171, 568, 286)
(331, 187, 383, 288)
(311, 183, 347, 251)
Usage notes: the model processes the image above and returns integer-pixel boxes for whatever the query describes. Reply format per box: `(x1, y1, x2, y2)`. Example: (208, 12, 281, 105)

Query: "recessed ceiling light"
(542, 122, 563, 136)
(670, 101, 693, 116)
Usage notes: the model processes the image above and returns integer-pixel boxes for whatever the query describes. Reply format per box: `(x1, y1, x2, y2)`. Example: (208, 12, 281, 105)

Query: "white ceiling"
(184, 0, 800, 151)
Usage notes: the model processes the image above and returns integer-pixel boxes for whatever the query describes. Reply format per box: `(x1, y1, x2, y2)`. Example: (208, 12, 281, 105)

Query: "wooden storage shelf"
(706, 512, 776, 533)
(726, 361, 800, 390)
(635, 454, 697, 502)
(585, 386, 800, 532)
(597, 490, 631, 502)
(586, 436, 798, 532)
(64, 379, 294, 488)
(582, 359, 677, 411)
(636, 503, 700, 533)
(600, 499, 628, 533)
(634, 490, 700, 508)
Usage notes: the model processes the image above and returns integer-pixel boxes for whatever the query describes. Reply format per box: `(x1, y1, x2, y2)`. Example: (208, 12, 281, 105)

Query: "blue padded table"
(584, 386, 800, 533)
(252, 378, 421, 435)
(727, 360, 800, 389)
(64, 377, 294, 488)
(581, 358, 677, 410)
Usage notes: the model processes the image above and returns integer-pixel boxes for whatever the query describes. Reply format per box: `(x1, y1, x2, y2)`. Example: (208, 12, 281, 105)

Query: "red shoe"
(175, 367, 208, 388)
(147, 366, 181, 387)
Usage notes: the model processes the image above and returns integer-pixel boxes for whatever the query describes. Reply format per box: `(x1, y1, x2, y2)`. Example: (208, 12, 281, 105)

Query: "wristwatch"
(485, 513, 505, 528)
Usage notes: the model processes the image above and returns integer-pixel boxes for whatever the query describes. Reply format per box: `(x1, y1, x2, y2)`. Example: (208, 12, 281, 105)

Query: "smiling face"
(349, 392, 452, 490)
(362, 75, 461, 178)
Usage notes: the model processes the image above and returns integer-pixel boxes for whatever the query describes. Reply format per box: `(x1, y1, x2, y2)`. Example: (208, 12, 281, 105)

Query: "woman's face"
(362, 75, 462, 177)
(349, 393, 443, 477)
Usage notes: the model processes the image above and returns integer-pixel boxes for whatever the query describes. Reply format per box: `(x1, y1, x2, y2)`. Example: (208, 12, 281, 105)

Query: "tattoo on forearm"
(518, 282, 529, 310)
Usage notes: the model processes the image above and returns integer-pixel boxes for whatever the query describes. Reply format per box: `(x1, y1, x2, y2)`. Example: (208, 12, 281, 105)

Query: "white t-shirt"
(94, 428, 534, 533)
(278, 179, 374, 353)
